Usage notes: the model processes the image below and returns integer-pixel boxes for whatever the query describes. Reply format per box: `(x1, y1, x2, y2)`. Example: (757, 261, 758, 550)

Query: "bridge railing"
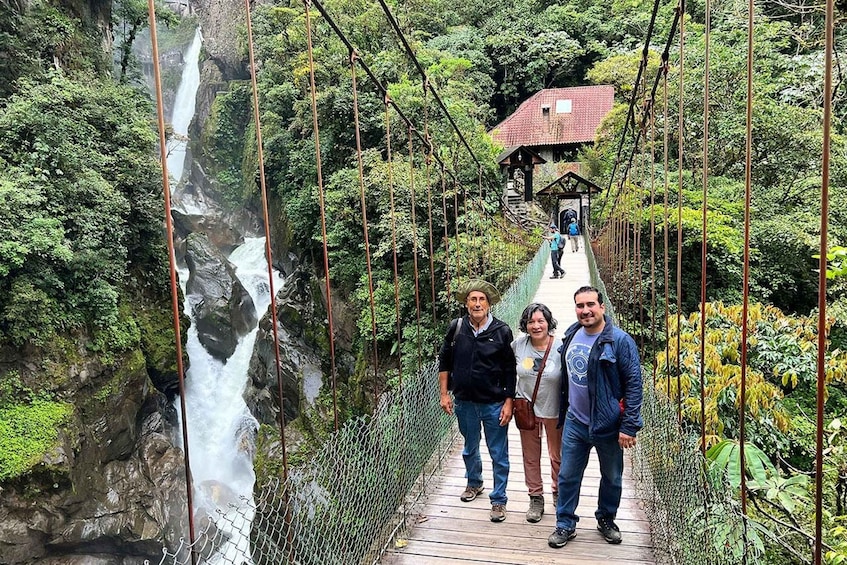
(153, 243, 548, 565)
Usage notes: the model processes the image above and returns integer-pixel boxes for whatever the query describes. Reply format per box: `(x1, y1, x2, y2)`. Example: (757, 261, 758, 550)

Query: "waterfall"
(163, 25, 280, 563)
(176, 238, 283, 564)
(166, 27, 203, 187)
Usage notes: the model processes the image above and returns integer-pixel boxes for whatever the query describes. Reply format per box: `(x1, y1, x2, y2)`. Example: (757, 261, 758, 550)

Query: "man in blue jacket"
(548, 285, 643, 548)
(439, 279, 517, 523)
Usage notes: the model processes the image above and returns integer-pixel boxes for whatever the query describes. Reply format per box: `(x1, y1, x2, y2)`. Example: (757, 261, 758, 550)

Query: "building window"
(555, 99, 572, 114)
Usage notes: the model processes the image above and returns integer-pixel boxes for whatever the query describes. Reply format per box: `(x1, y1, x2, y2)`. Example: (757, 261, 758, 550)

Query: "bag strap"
(529, 335, 554, 407)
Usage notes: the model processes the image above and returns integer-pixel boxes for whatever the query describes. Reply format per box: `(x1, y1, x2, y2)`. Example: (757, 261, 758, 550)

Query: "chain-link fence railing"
(585, 234, 749, 565)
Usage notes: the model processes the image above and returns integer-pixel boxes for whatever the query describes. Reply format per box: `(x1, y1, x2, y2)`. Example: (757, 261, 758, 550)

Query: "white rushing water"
(176, 238, 283, 564)
(163, 24, 282, 563)
(166, 27, 203, 187)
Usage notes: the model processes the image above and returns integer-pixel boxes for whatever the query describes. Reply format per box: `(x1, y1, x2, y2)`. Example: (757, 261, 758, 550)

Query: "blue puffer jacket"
(557, 315, 643, 439)
(438, 316, 517, 403)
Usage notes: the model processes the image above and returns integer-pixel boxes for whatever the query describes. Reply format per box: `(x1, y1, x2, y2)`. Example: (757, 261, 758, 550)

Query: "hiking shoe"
(526, 495, 544, 523)
(548, 527, 576, 548)
(490, 504, 507, 522)
(597, 516, 622, 544)
(459, 485, 484, 502)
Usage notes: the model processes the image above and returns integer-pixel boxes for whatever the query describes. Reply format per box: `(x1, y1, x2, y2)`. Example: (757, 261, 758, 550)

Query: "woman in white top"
(512, 303, 563, 523)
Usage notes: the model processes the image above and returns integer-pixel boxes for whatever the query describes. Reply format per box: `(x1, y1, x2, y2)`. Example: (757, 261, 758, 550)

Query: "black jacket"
(438, 315, 517, 403)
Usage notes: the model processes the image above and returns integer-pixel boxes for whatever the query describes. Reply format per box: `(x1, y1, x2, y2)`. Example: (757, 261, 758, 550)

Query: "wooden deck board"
(382, 248, 656, 564)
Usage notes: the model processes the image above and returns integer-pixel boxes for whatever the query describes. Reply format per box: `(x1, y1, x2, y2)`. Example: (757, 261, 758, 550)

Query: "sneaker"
(597, 516, 622, 544)
(548, 527, 576, 548)
(549, 275, 559, 279)
(460, 485, 484, 502)
(526, 495, 544, 523)
(490, 504, 507, 522)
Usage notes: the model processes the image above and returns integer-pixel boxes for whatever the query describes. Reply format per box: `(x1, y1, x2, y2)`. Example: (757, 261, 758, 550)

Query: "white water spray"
(177, 238, 283, 564)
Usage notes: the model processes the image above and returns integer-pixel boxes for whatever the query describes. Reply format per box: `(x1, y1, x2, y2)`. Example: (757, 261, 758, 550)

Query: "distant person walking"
(439, 279, 517, 523)
(567, 219, 580, 252)
(512, 303, 562, 523)
(548, 286, 643, 549)
(544, 225, 565, 279)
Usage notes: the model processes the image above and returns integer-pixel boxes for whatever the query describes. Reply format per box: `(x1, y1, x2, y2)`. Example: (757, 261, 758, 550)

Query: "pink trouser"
(518, 417, 562, 496)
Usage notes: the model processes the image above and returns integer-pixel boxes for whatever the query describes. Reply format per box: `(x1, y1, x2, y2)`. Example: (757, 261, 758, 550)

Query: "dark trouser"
(550, 250, 563, 276)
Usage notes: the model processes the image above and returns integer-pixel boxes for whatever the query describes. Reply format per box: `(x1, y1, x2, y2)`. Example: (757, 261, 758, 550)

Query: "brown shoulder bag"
(513, 335, 553, 430)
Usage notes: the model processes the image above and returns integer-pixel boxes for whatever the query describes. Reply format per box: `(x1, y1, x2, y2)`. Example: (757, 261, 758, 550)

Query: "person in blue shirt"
(548, 286, 643, 549)
(567, 219, 580, 252)
(544, 225, 565, 279)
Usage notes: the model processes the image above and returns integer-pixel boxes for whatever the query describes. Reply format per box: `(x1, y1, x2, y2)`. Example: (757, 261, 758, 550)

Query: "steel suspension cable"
(422, 89, 438, 329)
(145, 3, 197, 558)
(245, 0, 289, 473)
(601, 0, 665, 221)
(676, 0, 685, 423)
(740, 0, 755, 522)
(814, 0, 835, 560)
(304, 0, 340, 431)
(383, 98, 404, 387)
(305, 0, 466, 190)
(408, 126, 423, 365)
(649, 98, 658, 387)
(440, 163, 453, 301)
(699, 0, 711, 457)
(349, 53, 381, 409)
(373, 0, 483, 172)
(663, 59, 672, 401)
(600, 9, 680, 234)
(382, 97, 409, 522)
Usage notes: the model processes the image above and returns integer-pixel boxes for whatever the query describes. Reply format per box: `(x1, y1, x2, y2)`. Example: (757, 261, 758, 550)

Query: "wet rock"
(185, 232, 258, 361)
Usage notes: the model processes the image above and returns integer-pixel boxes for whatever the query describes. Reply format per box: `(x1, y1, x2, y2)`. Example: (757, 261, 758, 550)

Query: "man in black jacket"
(438, 279, 517, 522)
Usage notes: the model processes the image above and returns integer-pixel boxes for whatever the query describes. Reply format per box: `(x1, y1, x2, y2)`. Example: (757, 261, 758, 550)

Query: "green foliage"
(0, 376, 74, 480)
(0, 72, 165, 350)
(818, 247, 847, 280)
(706, 439, 777, 490)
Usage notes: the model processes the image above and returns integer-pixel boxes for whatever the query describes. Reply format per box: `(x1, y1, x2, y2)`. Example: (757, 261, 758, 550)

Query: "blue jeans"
(454, 399, 509, 506)
(555, 412, 623, 530)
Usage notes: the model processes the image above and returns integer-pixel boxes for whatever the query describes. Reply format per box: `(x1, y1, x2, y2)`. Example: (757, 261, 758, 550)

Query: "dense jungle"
(1, 0, 847, 561)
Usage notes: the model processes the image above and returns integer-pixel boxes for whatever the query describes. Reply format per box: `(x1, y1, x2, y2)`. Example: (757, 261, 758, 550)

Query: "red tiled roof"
(490, 86, 615, 147)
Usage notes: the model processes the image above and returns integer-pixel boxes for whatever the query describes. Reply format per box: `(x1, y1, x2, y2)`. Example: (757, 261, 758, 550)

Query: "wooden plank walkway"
(382, 238, 656, 564)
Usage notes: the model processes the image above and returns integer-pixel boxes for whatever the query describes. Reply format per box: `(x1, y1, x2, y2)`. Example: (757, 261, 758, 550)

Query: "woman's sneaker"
(525, 495, 544, 523)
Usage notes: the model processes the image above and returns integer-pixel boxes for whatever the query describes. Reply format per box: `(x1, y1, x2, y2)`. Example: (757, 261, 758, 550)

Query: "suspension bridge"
(141, 0, 841, 558)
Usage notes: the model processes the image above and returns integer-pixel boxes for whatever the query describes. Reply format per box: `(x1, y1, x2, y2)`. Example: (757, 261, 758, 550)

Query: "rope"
(144, 2, 197, 559)
(349, 52, 381, 409)
(303, 0, 340, 431)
